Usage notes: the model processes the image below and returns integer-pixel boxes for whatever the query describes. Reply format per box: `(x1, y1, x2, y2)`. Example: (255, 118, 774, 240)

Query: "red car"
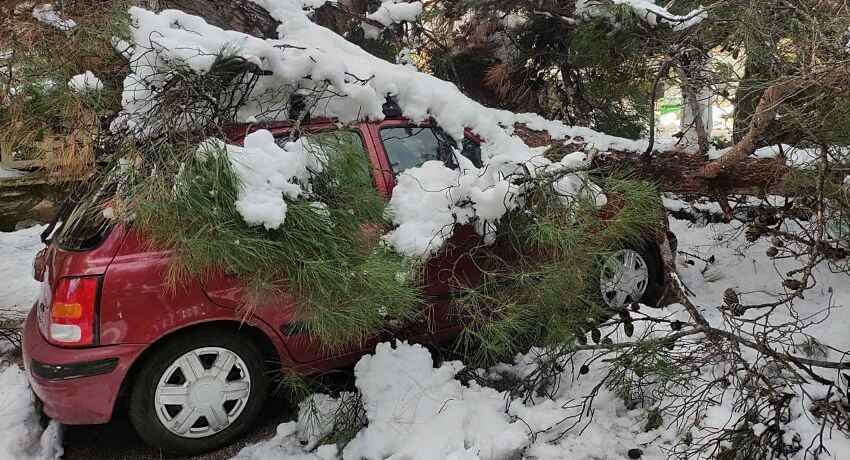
(23, 115, 677, 455)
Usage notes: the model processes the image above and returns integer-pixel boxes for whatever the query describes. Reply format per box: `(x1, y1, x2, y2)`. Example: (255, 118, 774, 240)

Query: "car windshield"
(379, 126, 483, 175)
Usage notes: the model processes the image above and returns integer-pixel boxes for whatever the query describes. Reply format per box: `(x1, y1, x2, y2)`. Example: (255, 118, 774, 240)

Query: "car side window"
(273, 130, 375, 186)
(379, 126, 483, 175)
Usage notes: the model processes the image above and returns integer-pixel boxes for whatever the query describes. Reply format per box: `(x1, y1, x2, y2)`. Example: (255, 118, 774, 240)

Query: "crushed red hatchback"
(23, 116, 678, 455)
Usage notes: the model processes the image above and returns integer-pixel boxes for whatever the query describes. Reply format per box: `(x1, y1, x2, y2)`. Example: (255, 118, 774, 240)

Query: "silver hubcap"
(154, 347, 251, 438)
(600, 249, 649, 309)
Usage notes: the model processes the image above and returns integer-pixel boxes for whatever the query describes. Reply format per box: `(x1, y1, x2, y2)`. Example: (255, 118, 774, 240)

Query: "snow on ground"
(235, 215, 850, 459)
(0, 227, 60, 459)
(0, 215, 847, 459)
(0, 225, 45, 317)
(0, 363, 62, 459)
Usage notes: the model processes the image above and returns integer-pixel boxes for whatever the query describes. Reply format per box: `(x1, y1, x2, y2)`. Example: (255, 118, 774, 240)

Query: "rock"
(14, 219, 44, 230)
(0, 182, 70, 231)
(628, 448, 643, 459)
(31, 199, 55, 220)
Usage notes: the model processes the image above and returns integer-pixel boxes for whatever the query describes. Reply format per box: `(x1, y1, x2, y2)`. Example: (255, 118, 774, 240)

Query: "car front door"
(366, 120, 486, 339)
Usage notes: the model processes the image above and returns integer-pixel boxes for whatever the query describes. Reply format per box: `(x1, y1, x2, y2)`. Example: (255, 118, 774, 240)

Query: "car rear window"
(379, 126, 483, 174)
(55, 172, 119, 251)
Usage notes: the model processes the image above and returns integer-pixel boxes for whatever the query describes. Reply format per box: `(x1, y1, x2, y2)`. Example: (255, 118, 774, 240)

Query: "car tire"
(637, 243, 664, 307)
(599, 242, 663, 309)
(128, 328, 268, 456)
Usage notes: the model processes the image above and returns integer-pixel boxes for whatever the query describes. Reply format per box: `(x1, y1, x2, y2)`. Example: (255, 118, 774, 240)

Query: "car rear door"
(201, 122, 394, 364)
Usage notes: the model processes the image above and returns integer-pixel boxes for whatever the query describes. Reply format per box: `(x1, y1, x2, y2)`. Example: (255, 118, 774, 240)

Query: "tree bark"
(601, 150, 789, 196)
(700, 78, 801, 179)
(676, 64, 710, 155)
(160, 0, 280, 38)
(732, 49, 771, 143)
(513, 124, 791, 197)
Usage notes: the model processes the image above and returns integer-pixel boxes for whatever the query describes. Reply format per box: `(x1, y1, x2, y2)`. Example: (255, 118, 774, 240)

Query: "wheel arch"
(121, 320, 282, 399)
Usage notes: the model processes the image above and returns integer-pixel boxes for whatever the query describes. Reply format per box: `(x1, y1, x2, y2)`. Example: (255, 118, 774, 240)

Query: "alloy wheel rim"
(154, 346, 252, 438)
(599, 249, 649, 309)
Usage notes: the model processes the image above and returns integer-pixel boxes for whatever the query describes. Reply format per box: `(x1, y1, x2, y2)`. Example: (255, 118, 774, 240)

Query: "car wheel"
(128, 328, 268, 456)
(599, 244, 662, 309)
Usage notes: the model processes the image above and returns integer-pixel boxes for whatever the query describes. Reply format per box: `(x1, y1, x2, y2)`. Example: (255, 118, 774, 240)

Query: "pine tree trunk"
(513, 124, 790, 197)
(159, 0, 280, 38)
(733, 49, 770, 143)
(600, 150, 789, 196)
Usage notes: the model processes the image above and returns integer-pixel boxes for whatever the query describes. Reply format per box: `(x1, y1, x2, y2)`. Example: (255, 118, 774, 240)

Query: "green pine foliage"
(121, 126, 662, 358)
(127, 132, 422, 350)
(453, 173, 663, 365)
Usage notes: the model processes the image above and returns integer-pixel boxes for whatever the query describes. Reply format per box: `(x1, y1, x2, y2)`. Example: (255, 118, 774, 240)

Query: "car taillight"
(49, 277, 99, 346)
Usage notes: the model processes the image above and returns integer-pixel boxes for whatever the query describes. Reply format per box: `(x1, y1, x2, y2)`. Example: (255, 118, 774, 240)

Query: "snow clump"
(361, 0, 423, 39)
(67, 71, 104, 92)
(198, 130, 326, 230)
(235, 341, 529, 459)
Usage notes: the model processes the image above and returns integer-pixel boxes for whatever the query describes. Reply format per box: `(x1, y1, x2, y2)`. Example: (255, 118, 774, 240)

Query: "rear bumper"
(22, 306, 145, 425)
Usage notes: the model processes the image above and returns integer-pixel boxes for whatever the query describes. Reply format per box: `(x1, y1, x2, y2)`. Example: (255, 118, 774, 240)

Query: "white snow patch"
(575, 0, 706, 31)
(111, 37, 134, 60)
(31, 4, 76, 32)
(0, 363, 63, 459)
(345, 342, 528, 459)
(200, 130, 326, 230)
(0, 225, 45, 317)
(362, 0, 422, 39)
(235, 342, 529, 459)
(708, 143, 843, 167)
(68, 71, 104, 92)
(384, 157, 522, 257)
